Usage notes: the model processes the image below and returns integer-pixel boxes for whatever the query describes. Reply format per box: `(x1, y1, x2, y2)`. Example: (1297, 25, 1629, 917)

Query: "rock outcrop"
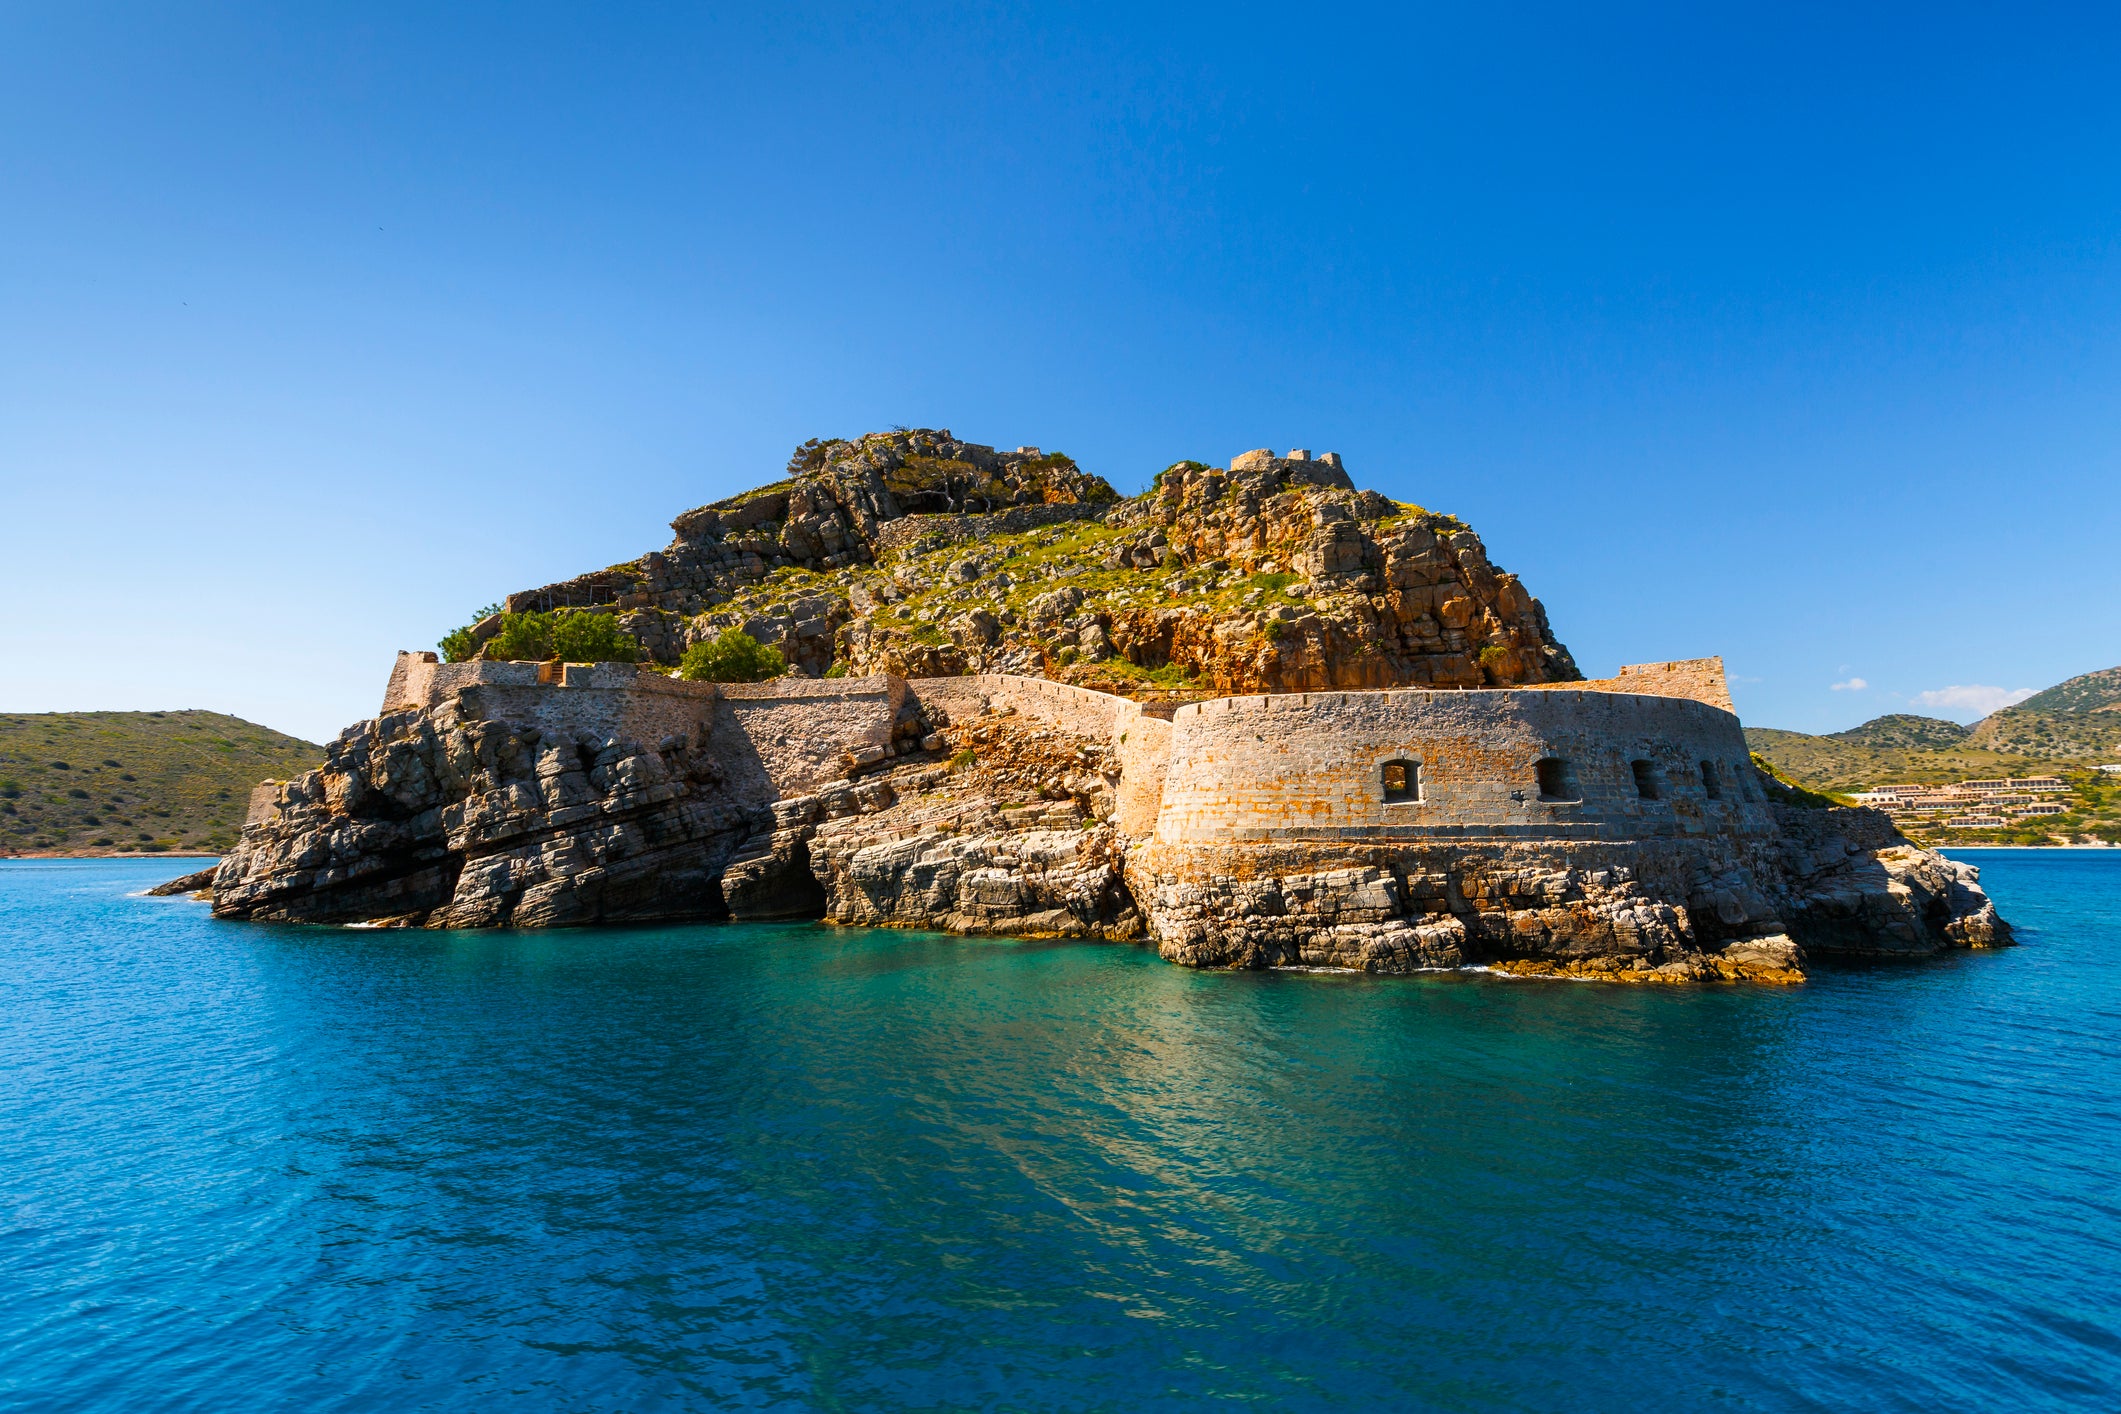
(212, 698, 755, 928)
(463, 432, 1581, 704)
(196, 430, 2011, 985)
(200, 658, 2009, 987)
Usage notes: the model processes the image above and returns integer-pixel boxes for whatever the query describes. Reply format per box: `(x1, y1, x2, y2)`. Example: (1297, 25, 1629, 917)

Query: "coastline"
(1, 852, 223, 862)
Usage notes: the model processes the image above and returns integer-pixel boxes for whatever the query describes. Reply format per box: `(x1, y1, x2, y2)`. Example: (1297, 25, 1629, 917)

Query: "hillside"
(1828, 714, 1971, 751)
(1968, 666, 2121, 758)
(1742, 664, 2121, 846)
(447, 429, 1583, 708)
(1741, 726, 2060, 793)
(0, 711, 324, 857)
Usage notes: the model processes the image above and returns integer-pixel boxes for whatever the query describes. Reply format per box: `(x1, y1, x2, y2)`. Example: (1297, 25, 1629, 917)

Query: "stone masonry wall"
(1529, 657, 1736, 713)
(372, 655, 1756, 851)
(906, 673, 1173, 836)
(1154, 688, 1769, 845)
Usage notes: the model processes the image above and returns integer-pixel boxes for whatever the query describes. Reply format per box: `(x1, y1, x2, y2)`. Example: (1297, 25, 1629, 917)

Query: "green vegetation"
(479, 610, 641, 664)
(1744, 669, 2121, 845)
(1898, 768, 2121, 847)
(1743, 724, 2067, 794)
(0, 711, 323, 857)
(1826, 714, 1972, 751)
(1749, 752, 1853, 809)
(438, 603, 503, 663)
(679, 630, 787, 683)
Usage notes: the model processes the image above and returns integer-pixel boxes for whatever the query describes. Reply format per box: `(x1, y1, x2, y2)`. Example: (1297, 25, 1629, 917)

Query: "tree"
(679, 629, 786, 683)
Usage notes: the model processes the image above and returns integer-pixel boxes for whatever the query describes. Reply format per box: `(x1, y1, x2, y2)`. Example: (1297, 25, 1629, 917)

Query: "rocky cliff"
(467, 431, 1581, 704)
(206, 662, 2009, 986)
(197, 429, 2011, 984)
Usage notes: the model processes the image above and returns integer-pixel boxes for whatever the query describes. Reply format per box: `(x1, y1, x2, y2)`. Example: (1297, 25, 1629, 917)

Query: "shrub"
(550, 611, 640, 663)
(679, 630, 786, 683)
(1477, 645, 1509, 670)
(473, 610, 640, 665)
(483, 613, 554, 662)
(1263, 620, 1286, 642)
(439, 603, 503, 664)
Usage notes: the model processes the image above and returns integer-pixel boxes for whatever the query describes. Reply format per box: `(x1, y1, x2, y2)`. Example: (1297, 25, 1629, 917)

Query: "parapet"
(1596, 658, 1734, 714)
(1518, 657, 1733, 714)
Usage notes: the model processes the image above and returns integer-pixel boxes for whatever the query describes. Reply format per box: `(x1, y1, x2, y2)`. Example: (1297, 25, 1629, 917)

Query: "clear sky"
(4, 2, 2117, 744)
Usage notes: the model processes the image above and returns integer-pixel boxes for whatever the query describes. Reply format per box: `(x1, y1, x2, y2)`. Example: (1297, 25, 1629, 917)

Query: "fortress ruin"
(212, 648, 2007, 982)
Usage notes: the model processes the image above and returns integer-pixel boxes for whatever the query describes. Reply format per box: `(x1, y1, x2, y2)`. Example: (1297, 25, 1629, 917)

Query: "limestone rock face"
(1078, 456, 1580, 694)
(1127, 801, 2006, 986)
(187, 668, 2009, 992)
(211, 703, 754, 928)
(475, 435, 1580, 707)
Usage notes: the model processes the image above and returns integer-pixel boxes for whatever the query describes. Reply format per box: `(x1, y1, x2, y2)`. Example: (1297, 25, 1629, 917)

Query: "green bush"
(471, 610, 641, 665)
(438, 603, 504, 663)
(678, 629, 786, 683)
(1477, 645, 1509, 670)
(551, 612, 640, 663)
(483, 612, 554, 662)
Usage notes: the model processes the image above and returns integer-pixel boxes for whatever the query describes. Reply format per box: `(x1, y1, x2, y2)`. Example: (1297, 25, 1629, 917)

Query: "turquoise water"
(1, 854, 2116, 1411)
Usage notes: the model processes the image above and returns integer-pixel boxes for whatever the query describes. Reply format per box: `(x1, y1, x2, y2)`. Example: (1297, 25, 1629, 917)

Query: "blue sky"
(3, 2, 2117, 744)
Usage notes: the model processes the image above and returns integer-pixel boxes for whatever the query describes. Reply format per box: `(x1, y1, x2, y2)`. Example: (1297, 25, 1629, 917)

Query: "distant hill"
(1741, 726, 2056, 793)
(1826, 714, 1972, 751)
(0, 711, 323, 858)
(1746, 663, 2121, 796)
(1967, 667, 2121, 759)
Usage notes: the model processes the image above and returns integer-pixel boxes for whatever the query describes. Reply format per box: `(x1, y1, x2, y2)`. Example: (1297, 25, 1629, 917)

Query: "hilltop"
(446, 429, 1583, 707)
(0, 711, 323, 857)
(1745, 665, 2121, 845)
(1746, 664, 2121, 795)
(1968, 666, 2121, 758)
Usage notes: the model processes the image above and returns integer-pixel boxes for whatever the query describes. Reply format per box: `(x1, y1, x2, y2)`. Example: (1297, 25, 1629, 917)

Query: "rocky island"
(198, 431, 2009, 982)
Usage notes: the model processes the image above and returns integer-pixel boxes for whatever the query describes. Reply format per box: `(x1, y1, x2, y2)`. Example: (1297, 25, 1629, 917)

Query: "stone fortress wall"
(1153, 687, 1767, 847)
(372, 650, 1736, 847)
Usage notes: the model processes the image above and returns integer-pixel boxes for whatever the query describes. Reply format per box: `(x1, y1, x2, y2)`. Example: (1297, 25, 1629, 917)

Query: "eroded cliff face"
(469, 433, 1580, 702)
(203, 680, 2009, 990)
(212, 696, 758, 928)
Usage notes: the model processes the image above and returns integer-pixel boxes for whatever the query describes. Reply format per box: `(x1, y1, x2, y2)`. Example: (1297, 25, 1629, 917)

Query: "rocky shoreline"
(179, 433, 2011, 983)
(191, 673, 2008, 985)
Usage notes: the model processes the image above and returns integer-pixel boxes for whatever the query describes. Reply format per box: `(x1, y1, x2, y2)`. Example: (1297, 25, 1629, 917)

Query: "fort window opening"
(1699, 761, 1723, 799)
(1631, 760, 1661, 800)
(1535, 757, 1579, 802)
(1381, 759, 1421, 804)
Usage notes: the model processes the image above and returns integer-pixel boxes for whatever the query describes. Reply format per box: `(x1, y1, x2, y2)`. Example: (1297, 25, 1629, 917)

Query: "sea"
(0, 851, 2116, 1412)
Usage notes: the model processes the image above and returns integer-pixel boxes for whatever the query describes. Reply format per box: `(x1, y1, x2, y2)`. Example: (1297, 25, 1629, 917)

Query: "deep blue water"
(0, 853, 2116, 1412)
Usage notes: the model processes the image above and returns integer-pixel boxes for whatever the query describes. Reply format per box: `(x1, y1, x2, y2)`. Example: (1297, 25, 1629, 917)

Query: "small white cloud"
(1911, 684, 2036, 720)
(1831, 677, 1868, 692)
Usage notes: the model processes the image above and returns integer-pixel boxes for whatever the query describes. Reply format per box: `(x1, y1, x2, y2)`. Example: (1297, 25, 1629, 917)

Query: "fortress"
(201, 432, 2008, 980)
(366, 648, 1759, 853)
(210, 645, 2005, 982)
